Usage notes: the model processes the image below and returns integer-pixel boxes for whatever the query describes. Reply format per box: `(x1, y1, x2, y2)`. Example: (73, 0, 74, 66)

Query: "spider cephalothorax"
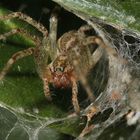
(0, 11, 112, 114)
(49, 55, 75, 88)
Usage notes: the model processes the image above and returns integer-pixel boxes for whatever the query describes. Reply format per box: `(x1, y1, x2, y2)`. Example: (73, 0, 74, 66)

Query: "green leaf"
(53, 0, 140, 32)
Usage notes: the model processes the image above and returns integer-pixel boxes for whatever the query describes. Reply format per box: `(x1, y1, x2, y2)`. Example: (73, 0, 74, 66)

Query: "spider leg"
(43, 6, 61, 61)
(0, 28, 41, 44)
(90, 47, 103, 67)
(0, 28, 41, 79)
(77, 36, 117, 102)
(84, 36, 117, 57)
(78, 25, 93, 34)
(42, 78, 52, 101)
(49, 6, 60, 49)
(0, 12, 48, 36)
(0, 28, 41, 76)
(79, 74, 96, 102)
(0, 29, 19, 40)
(73, 59, 96, 102)
(71, 77, 80, 114)
(0, 47, 34, 80)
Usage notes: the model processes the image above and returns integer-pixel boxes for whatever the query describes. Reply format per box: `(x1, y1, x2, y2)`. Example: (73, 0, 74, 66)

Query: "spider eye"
(55, 67, 64, 72)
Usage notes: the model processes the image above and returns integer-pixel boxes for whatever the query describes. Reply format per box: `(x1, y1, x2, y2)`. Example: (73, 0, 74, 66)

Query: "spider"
(0, 10, 111, 114)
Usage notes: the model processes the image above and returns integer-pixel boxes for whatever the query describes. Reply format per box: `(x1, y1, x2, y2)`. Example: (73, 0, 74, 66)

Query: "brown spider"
(0, 11, 110, 114)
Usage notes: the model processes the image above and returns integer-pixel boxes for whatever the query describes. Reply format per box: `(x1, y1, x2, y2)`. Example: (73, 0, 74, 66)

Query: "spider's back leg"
(0, 47, 35, 80)
(78, 25, 93, 35)
(71, 77, 80, 114)
(0, 12, 48, 37)
(0, 28, 41, 80)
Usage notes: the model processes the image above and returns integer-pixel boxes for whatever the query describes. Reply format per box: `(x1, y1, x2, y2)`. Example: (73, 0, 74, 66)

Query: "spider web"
(73, 12, 140, 139)
(0, 103, 76, 140)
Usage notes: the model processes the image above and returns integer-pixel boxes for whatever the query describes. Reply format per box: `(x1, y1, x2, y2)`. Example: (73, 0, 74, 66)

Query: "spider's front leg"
(37, 9, 60, 101)
(42, 78, 52, 101)
(49, 6, 60, 50)
(71, 77, 80, 114)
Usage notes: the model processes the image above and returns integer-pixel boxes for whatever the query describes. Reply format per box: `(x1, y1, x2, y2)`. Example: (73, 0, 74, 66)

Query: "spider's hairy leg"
(76, 36, 117, 103)
(49, 6, 60, 49)
(71, 77, 80, 114)
(0, 47, 34, 80)
(0, 29, 19, 40)
(0, 28, 41, 44)
(49, 15, 57, 49)
(78, 25, 93, 34)
(0, 12, 48, 36)
(43, 78, 52, 101)
(84, 36, 117, 56)
(45, 6, 61, 61)
(73, 59, 96, 102)
(0, 28, 41, 80)
(80, 75, 96, 102)
(91, 47, 103, 68)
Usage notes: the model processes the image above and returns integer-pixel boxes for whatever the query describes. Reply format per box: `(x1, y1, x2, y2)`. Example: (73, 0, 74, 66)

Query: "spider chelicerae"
(0, 9, 111, 114)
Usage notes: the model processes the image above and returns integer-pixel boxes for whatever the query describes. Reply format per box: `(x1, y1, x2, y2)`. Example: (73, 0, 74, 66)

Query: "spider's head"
(50, 55, 74, 88)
